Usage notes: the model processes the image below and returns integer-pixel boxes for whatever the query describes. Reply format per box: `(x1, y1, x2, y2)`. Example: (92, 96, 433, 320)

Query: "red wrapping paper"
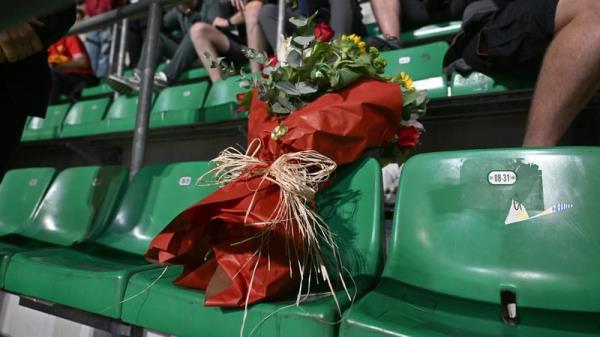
(145, 80, 403, 307)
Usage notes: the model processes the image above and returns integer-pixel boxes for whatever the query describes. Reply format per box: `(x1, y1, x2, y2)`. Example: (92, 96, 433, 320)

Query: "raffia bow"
(198, 140, 353, 321)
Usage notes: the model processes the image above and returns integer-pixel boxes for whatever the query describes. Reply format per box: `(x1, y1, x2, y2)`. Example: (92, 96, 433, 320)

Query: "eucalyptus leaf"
(293, 35, 314, 47)
(286, 50, 304, 68)
(416, 91, 428, 105)
(295, 82, 318, 94)
(289, 16, 308, 27)
(271, 102, 291, 114)
(275, 81, 301, 96)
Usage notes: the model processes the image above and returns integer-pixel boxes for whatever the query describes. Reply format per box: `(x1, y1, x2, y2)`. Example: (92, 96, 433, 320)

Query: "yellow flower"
(400, 72, 414, 90)
(342, 34, 366, 54)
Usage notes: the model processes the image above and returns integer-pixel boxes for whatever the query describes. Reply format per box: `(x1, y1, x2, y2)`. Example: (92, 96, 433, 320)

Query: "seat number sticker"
(488, 171, 517, 185)
(29, 178, 38, 186)
(179, 176, 192, 186)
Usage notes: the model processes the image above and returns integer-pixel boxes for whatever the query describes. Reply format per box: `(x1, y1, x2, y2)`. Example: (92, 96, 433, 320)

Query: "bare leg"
(369, 0, 401, 38)
(189, 22, 232, 83)
(523, 0, 600, 146)
(243, 0, 267, 73)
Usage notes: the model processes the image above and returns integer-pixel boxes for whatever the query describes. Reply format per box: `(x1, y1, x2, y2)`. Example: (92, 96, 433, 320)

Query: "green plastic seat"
(121, 157, 383, 337)
(99, 94, 150, 134)
(5, 162, 217, 318)
(81, 82, 112, 98)
(179, 67, 208, 81)
(61, 98, 111, 138)
(451, 71, 535, 96)
(17, 166, 127, 245)
(340, 148, 600, 337)
(201, 76, 248, 122)
(150, 82, 209, 128)
(381, 42, 449, 98)
(0, 167, 56, 236)
(21, 104, 70, 141)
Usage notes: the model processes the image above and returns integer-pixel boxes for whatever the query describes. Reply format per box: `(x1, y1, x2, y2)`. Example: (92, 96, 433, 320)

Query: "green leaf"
(271, 102, 291, 114)
(286, 50, 303, 68)
(275, 81, 300, 96)
(293, 35, 314, 47)
(289, 16, 308, 27)
(295, 81, 318, 94)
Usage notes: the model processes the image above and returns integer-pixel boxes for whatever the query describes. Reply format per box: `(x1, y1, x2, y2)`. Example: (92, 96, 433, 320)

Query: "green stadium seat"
(4, 162, 217, 318)
(17, 166, 127, 246)
(0, 167, 56, 236)
(451, 71, 535, 96)
(150, 82, 209, 128)
(61, 98, 111, 138)
(201, 76, 248, 122)
(120, 157, 383, 337)
(178, 67, 208, 81)
(381, 42, 449, 99)
(21, 104, 70, 141)
(99, 94, 150, 134)
(340, 148, 600, 337)
(81, 82, 113, 98)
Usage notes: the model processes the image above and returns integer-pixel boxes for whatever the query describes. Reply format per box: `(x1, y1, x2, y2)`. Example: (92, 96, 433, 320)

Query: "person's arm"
(52, 35, 90, 70)
(212, 10, 243, 28)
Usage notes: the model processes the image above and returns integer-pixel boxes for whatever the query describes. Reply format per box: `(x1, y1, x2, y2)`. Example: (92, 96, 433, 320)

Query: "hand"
(0, 19, 44, 63)
(230, 0, 247, 11)
(212, 17, 230, 28)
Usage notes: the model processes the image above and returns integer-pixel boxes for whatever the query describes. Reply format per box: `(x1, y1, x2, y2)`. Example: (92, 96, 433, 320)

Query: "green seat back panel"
(19, 166, 127, 246)
(95, 162, 217, 256)
(150, 82, 209, 127)
(105, 95, 140, 120)
(22, 104, 70, 140)
(121, 158, 384, 337)
(179, 67, 208, 80)
(4, 244, 152, 318)
(152, 82, 208, 114)
(0, 168, 55, 236)
(381, 42, 448, 79)
(389, 147, 600, 312)
(64, 98, 111, 126)
(204, 76, 245, 108)
(339, 278, 600, 337)
(81, 82, 112, 97)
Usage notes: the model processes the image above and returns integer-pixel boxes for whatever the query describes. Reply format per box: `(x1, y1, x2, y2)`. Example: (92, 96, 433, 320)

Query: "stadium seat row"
(21, 75, 246, 141)
(2, 148, 599, 336)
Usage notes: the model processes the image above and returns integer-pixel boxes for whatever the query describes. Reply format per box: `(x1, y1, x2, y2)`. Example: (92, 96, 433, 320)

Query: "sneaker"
(153, 72, 169, 91)
(106, 74, 140, 95)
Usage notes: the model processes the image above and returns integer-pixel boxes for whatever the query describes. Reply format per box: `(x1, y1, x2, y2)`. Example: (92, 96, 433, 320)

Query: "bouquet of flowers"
(146, 14, 426, 312)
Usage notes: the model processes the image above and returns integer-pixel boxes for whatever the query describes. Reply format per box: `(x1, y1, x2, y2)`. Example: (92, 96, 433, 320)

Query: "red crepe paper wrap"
(145, 80, 403, 307)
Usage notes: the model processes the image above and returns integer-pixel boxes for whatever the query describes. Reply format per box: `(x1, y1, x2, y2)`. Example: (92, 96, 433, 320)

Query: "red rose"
(267, 56, 278, 68)
(396, 126, 421, 148)
(314, 22, 335, 42)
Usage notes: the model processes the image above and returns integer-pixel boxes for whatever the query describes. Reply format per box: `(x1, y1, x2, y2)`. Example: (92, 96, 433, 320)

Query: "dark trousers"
(137, 33, 198, 83)
(401, 0, 469, 30)
(49, 69, 97, 104)
(0, 108, 28, 183)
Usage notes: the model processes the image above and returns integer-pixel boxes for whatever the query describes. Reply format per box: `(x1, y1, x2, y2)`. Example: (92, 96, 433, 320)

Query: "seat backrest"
(389, 148, 600, 312)
(381, 42, 448, 80)
(0, 168, 56, 236)
(401, 21, 462, 44)
(105, 94, 142, 120)
(316, 157, 383, 279)
(26, 104, 71, 131)
(81, 82, 112, 98)
(151, 82, 209, 114)
(204, 76, 245, 108)
(64, 98, 111, 126)
(95, 162, 217, 256)
(179, 67, 208, 81)
(19, 166, 127, 246)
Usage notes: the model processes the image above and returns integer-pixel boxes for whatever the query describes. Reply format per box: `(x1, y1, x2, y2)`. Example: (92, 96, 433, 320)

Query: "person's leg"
(189, 22, 235, 82)
(84, 30, 100, 74)
(369, 0, 401, 38)
(162, 34, 197, 82)
(328, 0, 365, 36)
(523, 0, 600, 146)
(259, 4, 294, 51)
(243, 0, 267, 73)
(96, 27, 113, 78)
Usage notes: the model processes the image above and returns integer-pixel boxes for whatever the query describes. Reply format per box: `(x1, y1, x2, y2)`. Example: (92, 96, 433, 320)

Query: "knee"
(244, 0, 263, 24)
(189, 22, 214, 40)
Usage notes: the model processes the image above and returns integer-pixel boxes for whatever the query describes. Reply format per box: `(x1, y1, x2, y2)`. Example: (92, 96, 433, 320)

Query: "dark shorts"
(223, 33, 247, 65)
(459, 0, 559, 77)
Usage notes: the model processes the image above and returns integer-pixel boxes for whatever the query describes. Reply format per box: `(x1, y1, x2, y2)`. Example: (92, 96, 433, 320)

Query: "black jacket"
(0, 5, 76, 118)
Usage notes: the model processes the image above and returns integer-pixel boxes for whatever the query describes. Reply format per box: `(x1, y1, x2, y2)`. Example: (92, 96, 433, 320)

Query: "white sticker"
(183, 91, 191, 97)
(91, 105, 98, 110)
(398, 56, 411, 65)
(179, 176, 192, 186)
(29, 178, 38, 187)
(488, 171, 517, 185)
(505, 200, 574, 225)
(92, 178, 102, 187)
